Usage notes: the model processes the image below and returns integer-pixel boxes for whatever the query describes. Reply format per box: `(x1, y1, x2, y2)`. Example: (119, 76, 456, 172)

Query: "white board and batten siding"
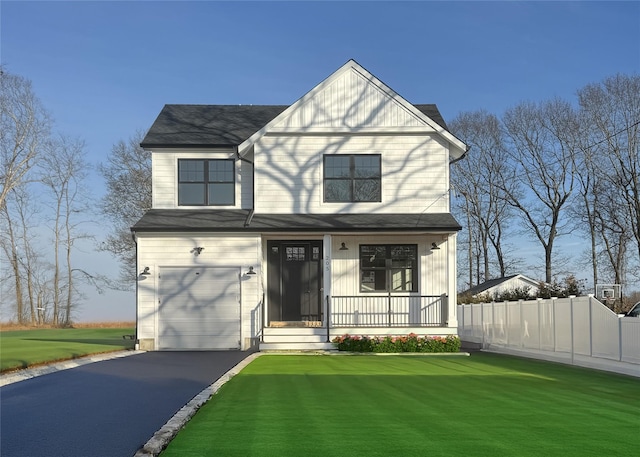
(329, 234, 458, 330)
(274, 65, 426, 130)
(330, 235, 449, 297)
(136, 234, 262, 350)
(150, 149, 253, 210)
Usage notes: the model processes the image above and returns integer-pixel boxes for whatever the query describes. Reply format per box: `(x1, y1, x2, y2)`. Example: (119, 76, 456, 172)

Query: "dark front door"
(267, 240, 322, 323)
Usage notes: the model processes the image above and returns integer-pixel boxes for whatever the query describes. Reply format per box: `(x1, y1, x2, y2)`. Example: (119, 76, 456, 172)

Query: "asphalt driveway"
(0, 351, 253, 457)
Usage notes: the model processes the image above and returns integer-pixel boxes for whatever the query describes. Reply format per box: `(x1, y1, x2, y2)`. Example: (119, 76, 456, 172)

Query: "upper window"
(324, 154, 381, 202)
(178, 159, 235, 206)
(360, 244, 417, 292)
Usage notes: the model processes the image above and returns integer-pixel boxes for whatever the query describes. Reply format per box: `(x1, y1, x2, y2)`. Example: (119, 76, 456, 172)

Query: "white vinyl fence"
(458, 296, 640, 377)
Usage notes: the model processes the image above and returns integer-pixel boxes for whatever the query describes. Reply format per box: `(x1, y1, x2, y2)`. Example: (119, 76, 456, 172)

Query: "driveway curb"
(134, 352, 263, 457)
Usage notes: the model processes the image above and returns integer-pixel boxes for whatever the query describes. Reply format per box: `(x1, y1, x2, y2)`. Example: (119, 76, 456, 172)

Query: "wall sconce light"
(339, 242, 348, 251)
(190, 247, 204, 256)
(140, 266, 151, 275)
(246, 266, 256, 275)
(431, 242, 440, 251)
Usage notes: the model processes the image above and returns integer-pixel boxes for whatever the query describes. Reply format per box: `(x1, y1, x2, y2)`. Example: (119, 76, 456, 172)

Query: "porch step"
(263, 327, 329, 344)
(264, 326, 326, 336)
(261, 327, 334, 349)
(260, 342, 336, 351)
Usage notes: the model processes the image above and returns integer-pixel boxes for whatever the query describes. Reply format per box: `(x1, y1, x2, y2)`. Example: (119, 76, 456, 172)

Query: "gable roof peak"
(237, 59, 467, 158)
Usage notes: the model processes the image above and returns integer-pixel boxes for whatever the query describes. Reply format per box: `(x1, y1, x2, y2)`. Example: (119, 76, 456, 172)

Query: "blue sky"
(2, 1, 639, 321)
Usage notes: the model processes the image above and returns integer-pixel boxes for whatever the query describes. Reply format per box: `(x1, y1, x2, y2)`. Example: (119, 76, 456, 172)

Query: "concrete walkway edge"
(133, 352, 263, 457)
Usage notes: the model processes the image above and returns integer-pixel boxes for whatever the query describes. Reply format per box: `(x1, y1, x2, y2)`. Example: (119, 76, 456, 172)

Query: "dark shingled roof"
(140, 104, 449, 148)
(140, 105, 289, 148)
(461, 275, 520, 296)
(414, 104, 449, 131)
(131, 210, 462, 233)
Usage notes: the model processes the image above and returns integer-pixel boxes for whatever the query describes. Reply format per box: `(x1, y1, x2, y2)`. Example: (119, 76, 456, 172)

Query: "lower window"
(360, 244, 417, 292)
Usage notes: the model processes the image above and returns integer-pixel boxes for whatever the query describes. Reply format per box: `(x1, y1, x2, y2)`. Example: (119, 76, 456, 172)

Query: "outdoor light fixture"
(246, 266, 256, 275)
(191, 247, 204, 256)
(431, 242, 441, 250)
(339, 242, 348, 250)
(140, 266, 151, 275)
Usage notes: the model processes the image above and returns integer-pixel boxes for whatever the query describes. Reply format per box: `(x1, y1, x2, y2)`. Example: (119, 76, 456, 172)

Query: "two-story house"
(132, 60, 467, 351)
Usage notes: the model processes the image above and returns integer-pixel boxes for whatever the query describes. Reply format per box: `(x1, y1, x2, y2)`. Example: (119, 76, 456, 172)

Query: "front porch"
(259, 294, 455, 350)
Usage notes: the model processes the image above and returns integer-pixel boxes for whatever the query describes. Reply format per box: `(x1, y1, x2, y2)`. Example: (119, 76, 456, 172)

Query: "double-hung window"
(324, 154, 381, 202)
(178, 159, 234, 206)
(360, 244, 418, 292)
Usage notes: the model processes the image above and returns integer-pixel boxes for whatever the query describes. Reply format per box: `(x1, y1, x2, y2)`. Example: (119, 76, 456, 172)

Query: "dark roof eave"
(140, 143, 239, 149)
(130, 210, 462, 233)
(131, 226, 462, 233)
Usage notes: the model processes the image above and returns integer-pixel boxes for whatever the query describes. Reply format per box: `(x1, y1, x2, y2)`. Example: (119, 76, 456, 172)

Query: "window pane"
(209, 160, 234, 182)
(285, 246, 306, 261)
(354, 179, 380, 201)
(179, 160, 204, 182)
(209, 182, 234, 205)
(391, 269, 414, 291)
(361, 269, 386, 292)
(325, 180, 351, 202)
(179, 183, 205, 205)
(360, 244, 417, 293)
(324, 155, 381, 203)
(354, 155, 380, 178)
(360, 246, 386, 268)
(391, 246, 416, 260)
(324, 156, 350, 178)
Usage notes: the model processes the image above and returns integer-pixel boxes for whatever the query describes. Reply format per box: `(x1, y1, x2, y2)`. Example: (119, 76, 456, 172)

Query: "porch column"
(447, 233, 458, 328)
(323, 234, 332, 328)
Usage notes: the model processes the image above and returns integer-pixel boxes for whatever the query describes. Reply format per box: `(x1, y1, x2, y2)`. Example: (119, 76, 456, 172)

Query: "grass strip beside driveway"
(162, 353, 638, 457)
(0, 327, 135, 372)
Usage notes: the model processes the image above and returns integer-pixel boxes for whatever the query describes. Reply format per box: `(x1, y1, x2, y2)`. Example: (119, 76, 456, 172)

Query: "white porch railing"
(329, 294, 447, 327)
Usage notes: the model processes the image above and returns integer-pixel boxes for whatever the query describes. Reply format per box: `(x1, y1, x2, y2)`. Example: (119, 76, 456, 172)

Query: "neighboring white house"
(131, 59, 468, 351)
(460, 274, 541, 300)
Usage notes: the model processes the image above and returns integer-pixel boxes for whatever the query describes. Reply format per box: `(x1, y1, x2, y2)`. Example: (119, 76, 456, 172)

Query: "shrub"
(494, 286, 534, 301)
(332, 333, 461, 353)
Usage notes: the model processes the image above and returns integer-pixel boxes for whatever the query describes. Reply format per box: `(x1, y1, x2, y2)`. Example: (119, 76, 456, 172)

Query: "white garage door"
(158, 267, 240, 350)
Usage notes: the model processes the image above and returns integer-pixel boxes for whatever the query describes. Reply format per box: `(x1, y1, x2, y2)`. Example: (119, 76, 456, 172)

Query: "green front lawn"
(162, 353, 638, 457)
(0, 327, 135, 372)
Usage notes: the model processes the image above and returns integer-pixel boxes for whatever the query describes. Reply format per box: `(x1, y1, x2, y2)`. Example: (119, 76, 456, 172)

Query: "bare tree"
(450, 110, 515, 287)
(571, 130, 602, 288)
(499, 99, 579, 283)
(0, 67, 51, 211)
(1, 197, 25, 323)
(40, 135, 91, 325)
(0, 185, 47, 324)
(577, 74, 640, 288)
(99, 131, 151, 286)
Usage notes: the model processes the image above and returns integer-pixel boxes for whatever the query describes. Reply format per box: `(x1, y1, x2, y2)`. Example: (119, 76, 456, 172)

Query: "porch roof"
(131, 210, 462, 233)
